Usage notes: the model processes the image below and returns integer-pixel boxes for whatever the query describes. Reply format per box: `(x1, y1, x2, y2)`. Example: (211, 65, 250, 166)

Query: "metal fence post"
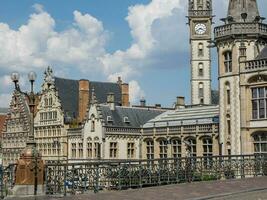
(63, 165, 67, 196)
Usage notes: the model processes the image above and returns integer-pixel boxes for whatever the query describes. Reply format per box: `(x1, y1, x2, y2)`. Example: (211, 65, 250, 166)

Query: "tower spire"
(227, 0, 261, 23)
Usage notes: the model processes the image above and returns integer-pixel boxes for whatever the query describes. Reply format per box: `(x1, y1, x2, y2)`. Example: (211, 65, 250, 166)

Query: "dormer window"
(107, 116, 113, 123)
(124, 117, 130, 124)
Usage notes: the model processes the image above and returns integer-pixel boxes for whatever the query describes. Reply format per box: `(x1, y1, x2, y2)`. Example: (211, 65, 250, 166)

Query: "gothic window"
(94, 142, 101, 158)
(252, 87, 267, 119)
(185, 138, 197, 157)
(224, 51, 232, 73)
(146, 140, 154, 159)
(48, 96, 53, 106)
(198, 43, 204, 57)
(86, 141, 92, 158)
(253, 133, 267, 154)
(199, 82, 204, 101)
(159, 139, 168, 159)
(109, 142, 118, 158)
(198, 63, 204, 76)
(227, 114, 231, 136)
(78, 143, 83, 158)
(127, 142, 135, 159)
(71, 143, 76, 158)
(172, 139, 181, 158)
(91, 115, 95, 132)
(225, 83, 231, 105)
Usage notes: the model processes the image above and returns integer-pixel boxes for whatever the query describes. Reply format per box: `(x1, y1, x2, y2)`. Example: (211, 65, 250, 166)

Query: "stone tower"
(214, 0, 267, 155)
(188, 0, 212, 105)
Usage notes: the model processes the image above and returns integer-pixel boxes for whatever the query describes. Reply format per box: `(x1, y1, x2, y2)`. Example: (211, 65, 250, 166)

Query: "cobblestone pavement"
(7, 177, 267, 200)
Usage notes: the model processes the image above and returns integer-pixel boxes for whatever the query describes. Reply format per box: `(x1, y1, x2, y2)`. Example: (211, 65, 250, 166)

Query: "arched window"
(225, 83, 231, 105)
(198, 43, 204, 57)
(224, 51, 232, 73)
(48, 96, 53, 106)
(159, 139, 168, 158)
(87, 137, 92, 158)
(203, 138, 213, 157)
(253, 133, 267, 154)
(185, 138, 197, 157)
(91, 114, 95, 132)
(226, 114, 231, 136)
(199, 82, 204, 104)
(172, 139, 181, 158)
(198, 63, 204, 76)
(146, 140, 154, 159)
(44, 98, 48, 106)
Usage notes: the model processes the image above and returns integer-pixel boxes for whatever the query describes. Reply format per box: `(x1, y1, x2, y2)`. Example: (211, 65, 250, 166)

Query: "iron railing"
(45, 154, 267, 196)
(0, 164, 16, 199)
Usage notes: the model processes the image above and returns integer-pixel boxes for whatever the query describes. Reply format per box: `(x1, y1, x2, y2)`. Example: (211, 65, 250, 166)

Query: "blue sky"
(0, 0, 266, 107)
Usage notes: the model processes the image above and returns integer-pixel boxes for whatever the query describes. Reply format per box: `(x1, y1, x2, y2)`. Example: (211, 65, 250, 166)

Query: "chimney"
(140, 98, 146, 107)
(175, 96, 185, 109)
(78, 79, 90, 123)
(107, 92, 115, 110)
(117, 77, 130, 107)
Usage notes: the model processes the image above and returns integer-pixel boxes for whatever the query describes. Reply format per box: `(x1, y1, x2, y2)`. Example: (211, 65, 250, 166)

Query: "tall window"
(94, 142, 101, 158)
(198, 63, 204, 77)
(199, 83, 204, 104)
(127, 142, 135, 159)
(172, 139, 182, 158)
(78, 143, 83, 158)
(109, 142, 118, 158)
(225, 83, 231, 105)
(252, 87, 267, 119)
(91, 115, 95, 132)
(227, 114, 231, 136)
(71, 143, 76, 158)
(87, 139, 92, 158)
(198, 43, 204, 57)
(203, 138, 213, 157)
(159, 140, 168, 158)
(186, 138, 197, 157)
(224, 51, 232, 73)
(254, 133, 267, 154)
(146, 140, 154, 159)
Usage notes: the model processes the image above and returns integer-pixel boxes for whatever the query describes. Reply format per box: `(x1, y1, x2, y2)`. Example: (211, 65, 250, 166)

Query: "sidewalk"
(7, 177, 267, 200)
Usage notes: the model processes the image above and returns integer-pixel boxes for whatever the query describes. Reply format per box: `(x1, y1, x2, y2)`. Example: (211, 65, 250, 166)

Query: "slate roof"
(256, 46, 267, 60)
(99, 105, 164, 128)
(54, 77, 122, 120)
(143, 105, 219, 128)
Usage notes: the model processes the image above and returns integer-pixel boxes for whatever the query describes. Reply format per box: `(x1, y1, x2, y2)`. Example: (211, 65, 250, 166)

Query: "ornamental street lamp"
(11, 71, 40, 196)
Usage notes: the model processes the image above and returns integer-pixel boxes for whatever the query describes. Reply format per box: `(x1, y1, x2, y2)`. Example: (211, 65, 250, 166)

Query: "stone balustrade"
(243, 59, 267, 72)
(188, 10, 212, 17)
(214, 23, 267, 39)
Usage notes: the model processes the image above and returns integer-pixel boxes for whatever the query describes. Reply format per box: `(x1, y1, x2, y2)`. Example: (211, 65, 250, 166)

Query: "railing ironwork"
(0, 164, 16, 199)
(45, 154, 267, 196)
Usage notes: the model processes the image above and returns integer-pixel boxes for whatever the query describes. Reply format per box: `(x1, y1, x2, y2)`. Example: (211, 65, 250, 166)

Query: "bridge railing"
(0, 164, 17, 199)
(44, 154, 267, 196)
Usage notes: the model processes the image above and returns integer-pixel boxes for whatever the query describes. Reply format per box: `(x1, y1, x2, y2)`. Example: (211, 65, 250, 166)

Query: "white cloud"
(0, 93, 11, 107)
(129, 80, 145, 103)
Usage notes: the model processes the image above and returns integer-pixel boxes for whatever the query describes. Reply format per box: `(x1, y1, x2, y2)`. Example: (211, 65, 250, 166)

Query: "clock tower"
(188, 0, 212, 105)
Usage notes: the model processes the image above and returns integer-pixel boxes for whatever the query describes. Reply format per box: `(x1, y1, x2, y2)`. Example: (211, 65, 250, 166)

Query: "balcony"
(242, 59, 267, 72)
(188, 10, 212, 17)
(214, 23, 267, 39)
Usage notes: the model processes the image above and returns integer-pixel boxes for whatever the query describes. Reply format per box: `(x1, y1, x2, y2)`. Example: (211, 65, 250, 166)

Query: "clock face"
(195, 24, 207, 35)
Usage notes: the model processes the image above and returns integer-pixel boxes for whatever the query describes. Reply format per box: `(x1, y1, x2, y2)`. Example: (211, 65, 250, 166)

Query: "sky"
(0, 0, 266, 108)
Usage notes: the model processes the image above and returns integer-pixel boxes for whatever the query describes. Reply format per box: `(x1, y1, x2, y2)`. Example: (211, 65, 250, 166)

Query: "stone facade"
(142, 105, 220, 159)
(188, 0, 212, 105)
(214, 0, 267, 155)
(1, 90, 31, 166)
(68, 93, 164, 161)
(34, 67, 68, 161)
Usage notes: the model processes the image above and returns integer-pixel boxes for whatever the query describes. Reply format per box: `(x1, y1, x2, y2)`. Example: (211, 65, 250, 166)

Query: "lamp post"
(11, 71, 39, 196)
